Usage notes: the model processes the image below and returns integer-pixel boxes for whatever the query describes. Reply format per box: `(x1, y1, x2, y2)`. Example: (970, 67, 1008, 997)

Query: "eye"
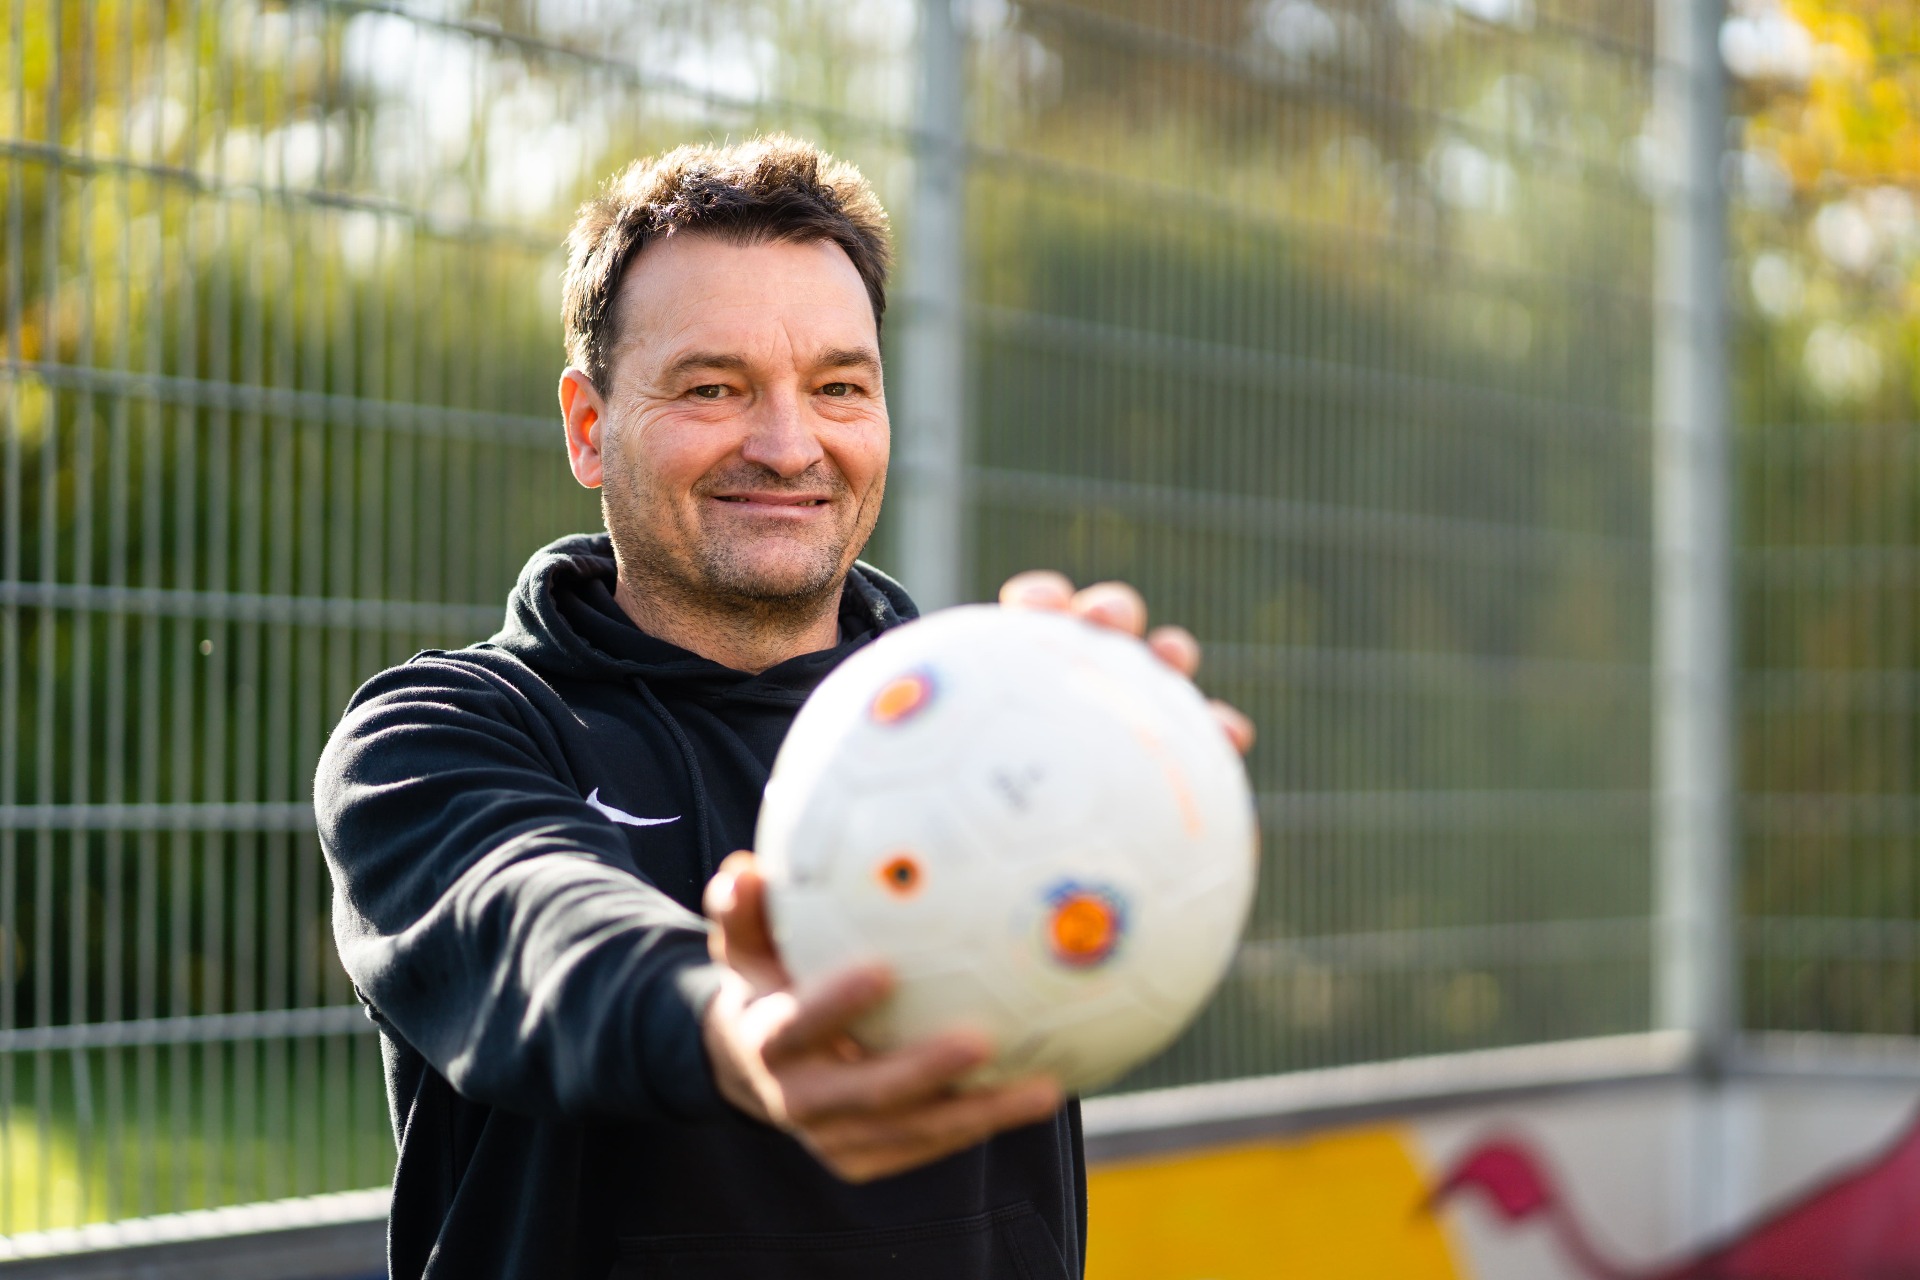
(690, 384, 727, 400)
(819, 382, 855, 398)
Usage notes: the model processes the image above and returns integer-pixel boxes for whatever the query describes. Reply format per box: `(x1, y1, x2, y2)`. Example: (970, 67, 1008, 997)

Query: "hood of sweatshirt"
(488, 531, 918, 702)
(478, 532, 921, 881)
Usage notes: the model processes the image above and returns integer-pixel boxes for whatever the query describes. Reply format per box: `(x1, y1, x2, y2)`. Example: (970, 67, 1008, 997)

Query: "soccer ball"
(756, 604, 1257, 1094)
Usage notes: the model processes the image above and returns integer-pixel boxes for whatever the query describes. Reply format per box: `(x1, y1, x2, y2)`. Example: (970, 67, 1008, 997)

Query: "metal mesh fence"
(1732, 4, 1920, 1042)
(964, 0, 1662, 1089)
(1, 0, 578, 1228)
(0, 0, 927, 1230)
(0, 0, 1910, 1240)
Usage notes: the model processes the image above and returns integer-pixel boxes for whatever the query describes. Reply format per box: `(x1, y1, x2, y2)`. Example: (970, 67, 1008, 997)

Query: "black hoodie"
(316, 533, 1087, 1280)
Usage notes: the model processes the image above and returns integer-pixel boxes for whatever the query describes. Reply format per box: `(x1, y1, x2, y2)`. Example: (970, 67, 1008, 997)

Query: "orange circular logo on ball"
(1044, 883, 1126, 968)
(870, 670, 935, 725)
(877, 853, 923, 897)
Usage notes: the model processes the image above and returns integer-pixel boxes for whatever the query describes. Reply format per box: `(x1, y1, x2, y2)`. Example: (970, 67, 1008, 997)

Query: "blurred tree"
(1728, 0, 1920, 1036)
(4, 0, 1918, 1179)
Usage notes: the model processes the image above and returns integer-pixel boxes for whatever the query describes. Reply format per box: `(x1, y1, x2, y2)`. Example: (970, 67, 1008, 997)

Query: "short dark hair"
(561, 134, 892, 392)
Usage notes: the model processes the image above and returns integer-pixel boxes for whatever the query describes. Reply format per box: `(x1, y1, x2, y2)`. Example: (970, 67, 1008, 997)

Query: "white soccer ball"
(756, 604, 1257, 1094)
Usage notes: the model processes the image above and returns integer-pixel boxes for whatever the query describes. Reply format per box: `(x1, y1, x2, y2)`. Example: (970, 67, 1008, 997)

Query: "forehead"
(608, 234, 877, 376)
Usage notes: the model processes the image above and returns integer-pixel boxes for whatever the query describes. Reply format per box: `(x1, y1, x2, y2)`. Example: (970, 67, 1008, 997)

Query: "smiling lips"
(711, 492, 831, 511)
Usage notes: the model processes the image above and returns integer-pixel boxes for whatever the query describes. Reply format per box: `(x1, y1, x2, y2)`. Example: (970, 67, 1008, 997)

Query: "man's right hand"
(699, 852, 1064, 1184)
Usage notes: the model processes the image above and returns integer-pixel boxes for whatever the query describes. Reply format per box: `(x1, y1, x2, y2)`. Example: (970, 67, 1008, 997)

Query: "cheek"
(629, 409, 742, 493)
(828, 415, 890, 494)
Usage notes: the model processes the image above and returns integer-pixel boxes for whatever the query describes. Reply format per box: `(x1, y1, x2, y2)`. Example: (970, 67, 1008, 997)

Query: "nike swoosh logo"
(585, 788, 680, 828)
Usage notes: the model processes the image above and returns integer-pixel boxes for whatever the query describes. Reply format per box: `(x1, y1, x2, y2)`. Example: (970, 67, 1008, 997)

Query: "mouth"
(710, 493, 832, 508)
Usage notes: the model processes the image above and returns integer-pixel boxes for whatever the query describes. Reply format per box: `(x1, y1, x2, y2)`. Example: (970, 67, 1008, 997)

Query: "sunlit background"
(0, 0, 1915, 1241)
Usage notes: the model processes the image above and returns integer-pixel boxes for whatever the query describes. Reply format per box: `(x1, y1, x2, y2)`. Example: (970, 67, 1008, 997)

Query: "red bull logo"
(1429, 1108, 1920, 1279)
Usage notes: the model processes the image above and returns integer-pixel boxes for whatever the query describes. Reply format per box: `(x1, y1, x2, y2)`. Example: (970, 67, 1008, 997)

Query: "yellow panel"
(1087, 1125, 1465, 1280)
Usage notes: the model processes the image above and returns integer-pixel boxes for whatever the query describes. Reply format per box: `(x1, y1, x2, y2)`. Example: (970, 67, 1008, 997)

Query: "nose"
(739, 385, 826, 478)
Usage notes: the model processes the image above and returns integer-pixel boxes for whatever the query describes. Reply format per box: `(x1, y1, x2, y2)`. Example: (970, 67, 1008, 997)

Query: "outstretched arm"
(317, 658, 726, 1123)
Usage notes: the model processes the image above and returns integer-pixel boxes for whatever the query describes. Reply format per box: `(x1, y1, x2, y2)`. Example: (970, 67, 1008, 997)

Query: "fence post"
(895, 0, 968, 610)
(1653, 0, 1735, 1073)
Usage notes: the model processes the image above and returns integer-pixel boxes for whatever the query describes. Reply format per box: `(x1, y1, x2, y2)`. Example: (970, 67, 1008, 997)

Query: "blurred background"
(0, 0, 1917, 1273)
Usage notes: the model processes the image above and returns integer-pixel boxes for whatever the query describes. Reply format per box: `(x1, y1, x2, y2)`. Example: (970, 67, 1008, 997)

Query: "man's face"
(582, 234, 888, 611)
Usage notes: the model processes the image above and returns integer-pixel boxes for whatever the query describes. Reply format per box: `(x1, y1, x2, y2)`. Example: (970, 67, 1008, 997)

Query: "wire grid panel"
(1732, 11, 1920, 1042)
(5, 0, 1684, 1236)
(963, 0, 1662, 1090)
(0, 0, 916, 1232)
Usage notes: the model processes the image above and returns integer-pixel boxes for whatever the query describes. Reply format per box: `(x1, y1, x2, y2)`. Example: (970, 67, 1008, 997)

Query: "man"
(318, 135, 1251, 1280)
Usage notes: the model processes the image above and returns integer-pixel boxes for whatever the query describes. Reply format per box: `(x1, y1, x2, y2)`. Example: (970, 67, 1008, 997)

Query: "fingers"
(1001, 577, 1233, 740)
(1071, 581, 1147, 636)
(1147, 624, 1200, 677)
(704, 852, 791, 991)
(1000, 572, 1150, 640)
(702, 851, 755, 923)
(759, 964, 895, 1060)
(700, 973, 776, 1123)
(781, 1027, 992, 1120)
(998, 570, 1074, 611)
(807, 1075, 1065, 1183)
(1211, 698, 1256, 755)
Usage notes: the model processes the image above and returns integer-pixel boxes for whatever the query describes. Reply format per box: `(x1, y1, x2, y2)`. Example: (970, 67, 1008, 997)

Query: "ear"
(559, 368, 609, 489)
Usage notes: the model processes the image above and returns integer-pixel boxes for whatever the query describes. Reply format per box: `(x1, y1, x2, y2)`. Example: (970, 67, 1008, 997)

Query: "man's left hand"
(997, 571, 1255, 755)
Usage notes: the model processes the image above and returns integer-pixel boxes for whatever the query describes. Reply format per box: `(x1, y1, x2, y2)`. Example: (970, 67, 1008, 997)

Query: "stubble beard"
(602, 453, 877, 638)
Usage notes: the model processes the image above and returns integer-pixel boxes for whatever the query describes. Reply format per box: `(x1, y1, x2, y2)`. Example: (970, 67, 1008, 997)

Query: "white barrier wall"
(1421, 1080, 1918, 1279)
(1083, 1042, 1920, 1280)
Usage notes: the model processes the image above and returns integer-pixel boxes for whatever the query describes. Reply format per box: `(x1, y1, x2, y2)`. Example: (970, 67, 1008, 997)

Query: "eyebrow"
(659, 351, 751, 384)
(814, 347, 882, 378)
(658, 346, 882, 385)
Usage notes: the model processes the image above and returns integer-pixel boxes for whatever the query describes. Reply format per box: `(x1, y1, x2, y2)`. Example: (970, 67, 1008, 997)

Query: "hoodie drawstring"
(630, 677, 721, 881)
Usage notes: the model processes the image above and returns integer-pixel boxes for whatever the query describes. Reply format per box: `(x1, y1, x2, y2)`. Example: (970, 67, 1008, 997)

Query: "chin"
(705, 549, 847, 605)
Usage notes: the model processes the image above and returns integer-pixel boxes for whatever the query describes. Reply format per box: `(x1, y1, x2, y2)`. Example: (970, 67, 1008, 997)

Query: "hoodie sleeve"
(315, 656, 728, 1123)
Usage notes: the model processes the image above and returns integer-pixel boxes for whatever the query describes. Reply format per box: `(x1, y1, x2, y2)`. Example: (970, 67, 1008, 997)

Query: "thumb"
(704, 852, 791, 993)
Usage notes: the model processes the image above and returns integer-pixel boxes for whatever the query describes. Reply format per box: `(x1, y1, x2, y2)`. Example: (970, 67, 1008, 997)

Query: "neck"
(612, 571, 843, 674)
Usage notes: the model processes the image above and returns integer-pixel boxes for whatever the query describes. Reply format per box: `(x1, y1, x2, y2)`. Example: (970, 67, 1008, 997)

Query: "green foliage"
(2, 0, 1918, 1228)
(968, 134, 1656, 1081)
(1731, 1, 1920, 1035)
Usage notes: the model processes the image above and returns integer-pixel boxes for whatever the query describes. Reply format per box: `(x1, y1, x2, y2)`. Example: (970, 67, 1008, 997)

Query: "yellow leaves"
(4, 379, 54, 449)
(1867, 76, 1904, 119)
(1786, 0, 1919, 54)
(1754, 1, 1920, 190)
(1817, 74, 1919, 185)
(1801, 5, 1874, 66)
(1736, 5, 1919, 414)
(10, 317, 41, 364)
(1770, 71, 1915, 188)
(1754, 120, 1826, 191)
